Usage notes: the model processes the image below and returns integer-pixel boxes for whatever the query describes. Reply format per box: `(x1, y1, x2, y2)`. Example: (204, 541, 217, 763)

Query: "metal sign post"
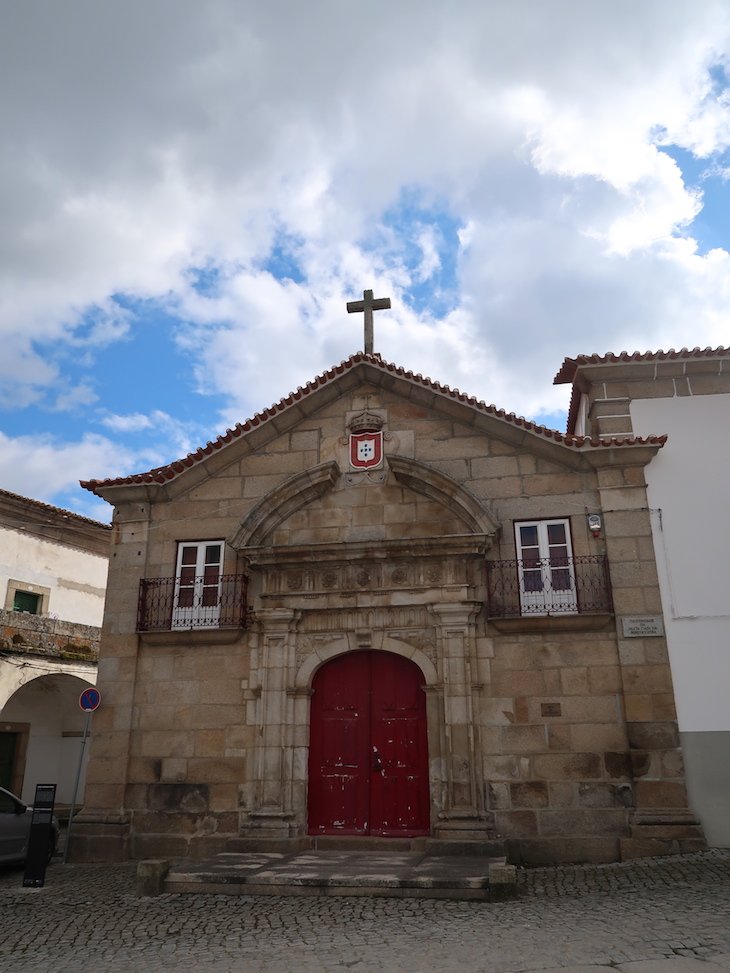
(64, 687, 101, 864)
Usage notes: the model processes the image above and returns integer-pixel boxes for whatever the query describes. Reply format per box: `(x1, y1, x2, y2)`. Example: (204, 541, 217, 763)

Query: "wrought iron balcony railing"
(485, 555, 613, 617)
(137, 574, 248, 633)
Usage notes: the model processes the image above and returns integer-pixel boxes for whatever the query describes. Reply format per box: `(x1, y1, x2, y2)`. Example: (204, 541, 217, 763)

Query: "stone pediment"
(231, 461, 340, 549)
(386, 456, 498, 535)
(232, 457, 499, 551)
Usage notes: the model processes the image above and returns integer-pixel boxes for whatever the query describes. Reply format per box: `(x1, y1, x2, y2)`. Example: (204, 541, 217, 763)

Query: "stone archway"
(1, 672, 94, 804)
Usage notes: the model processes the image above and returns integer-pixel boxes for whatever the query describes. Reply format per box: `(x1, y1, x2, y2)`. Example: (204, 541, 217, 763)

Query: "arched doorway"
(307, 650, 430, 836)
(0, 673, 94, 804)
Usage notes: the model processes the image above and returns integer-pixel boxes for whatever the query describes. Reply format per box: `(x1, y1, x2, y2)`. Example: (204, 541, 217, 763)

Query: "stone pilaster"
(69, 499, 152, 861)
(242, 607, 301, 837)
(429, 602, 491, 838)
(596, 466, 705, 858)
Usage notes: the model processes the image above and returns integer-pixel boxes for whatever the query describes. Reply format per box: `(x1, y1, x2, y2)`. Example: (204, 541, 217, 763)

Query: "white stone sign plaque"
(621, 615, 665, 638)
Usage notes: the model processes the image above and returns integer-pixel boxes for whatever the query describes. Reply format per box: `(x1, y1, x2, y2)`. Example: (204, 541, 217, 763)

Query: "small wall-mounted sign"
(621, 616, 665, 638)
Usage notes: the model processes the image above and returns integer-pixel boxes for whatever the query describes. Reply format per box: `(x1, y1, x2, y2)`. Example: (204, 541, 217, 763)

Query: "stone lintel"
(244, 534, 491, 568)
(487, 613, 614, 634)
(139, 628, 246, 646)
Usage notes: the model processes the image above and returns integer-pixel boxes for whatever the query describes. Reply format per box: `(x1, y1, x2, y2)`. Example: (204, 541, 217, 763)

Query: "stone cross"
(347, 289, 391, 355)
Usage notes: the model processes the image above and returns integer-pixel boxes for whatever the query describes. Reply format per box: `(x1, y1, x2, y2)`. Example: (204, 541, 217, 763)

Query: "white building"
(555, 346, 730, 847)
(0, 489, 110, 805)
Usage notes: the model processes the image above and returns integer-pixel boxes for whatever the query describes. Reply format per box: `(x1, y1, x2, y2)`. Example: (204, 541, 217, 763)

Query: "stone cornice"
(242, 534, 492, 569)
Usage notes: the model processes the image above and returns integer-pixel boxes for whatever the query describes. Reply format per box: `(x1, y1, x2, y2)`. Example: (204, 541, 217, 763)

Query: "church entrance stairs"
(154, 846, 517, 901)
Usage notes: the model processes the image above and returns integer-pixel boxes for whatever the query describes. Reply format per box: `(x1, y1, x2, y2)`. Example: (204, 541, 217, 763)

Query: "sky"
(2, 1, 730, 523)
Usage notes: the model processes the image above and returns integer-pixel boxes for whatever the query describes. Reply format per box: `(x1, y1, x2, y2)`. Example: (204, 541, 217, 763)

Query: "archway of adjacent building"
(0, 673, 94, 804)
(307, 650, 430, 837)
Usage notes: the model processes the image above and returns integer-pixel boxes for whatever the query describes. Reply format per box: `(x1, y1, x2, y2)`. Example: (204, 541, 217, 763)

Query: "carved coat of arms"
(349, 411, 383, 470)
(350, 431, 383, 470)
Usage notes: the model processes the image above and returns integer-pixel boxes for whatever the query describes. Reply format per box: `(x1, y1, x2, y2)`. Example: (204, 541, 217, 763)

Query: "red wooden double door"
(308, 650, 430, 836)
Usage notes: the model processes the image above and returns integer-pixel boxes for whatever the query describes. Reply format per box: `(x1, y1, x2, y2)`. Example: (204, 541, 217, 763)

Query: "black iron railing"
(137, 574, 248, 632)
(485, 555, 612, 617)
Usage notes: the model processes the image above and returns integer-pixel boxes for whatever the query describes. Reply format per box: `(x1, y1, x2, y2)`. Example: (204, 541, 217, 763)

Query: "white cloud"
(99, 410, 209, 461)
(0, 432, 136, 505)
(1, 0, 730, 471)
(100, 413, 155, 433)
(415, 227, 442, 282)
(51, 384, 98, 413)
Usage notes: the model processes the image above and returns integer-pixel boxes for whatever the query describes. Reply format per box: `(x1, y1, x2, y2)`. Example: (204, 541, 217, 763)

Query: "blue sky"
(1, 1, 730, 522)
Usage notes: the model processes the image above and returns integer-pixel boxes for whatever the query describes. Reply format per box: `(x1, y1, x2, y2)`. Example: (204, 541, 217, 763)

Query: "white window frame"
(514, 519, 577, 615)
(172, 541, 225, 630)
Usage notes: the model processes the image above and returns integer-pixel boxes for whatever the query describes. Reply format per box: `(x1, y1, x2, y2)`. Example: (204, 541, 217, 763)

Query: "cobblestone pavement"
(1, 850, 729, 972)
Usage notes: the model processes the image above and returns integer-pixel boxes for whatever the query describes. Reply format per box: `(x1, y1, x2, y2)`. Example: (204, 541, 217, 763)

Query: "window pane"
(205, 545, 222, 564)
(201, 586, 219, 607)
(550, 568, 572, 591)
(177, 588, 194, 608)
(523, 570, 544, 592)
(13, 590, 40, 614)
(547, 523, 566, 545)
(179, 567, 196, 585)
(203, 566, 220, 584)
(181, 547, 198, 565)
(519, 525, 538, 547)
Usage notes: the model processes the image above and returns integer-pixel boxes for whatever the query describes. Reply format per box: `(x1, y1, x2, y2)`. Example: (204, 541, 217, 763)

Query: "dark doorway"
(0, 733, 18, 791)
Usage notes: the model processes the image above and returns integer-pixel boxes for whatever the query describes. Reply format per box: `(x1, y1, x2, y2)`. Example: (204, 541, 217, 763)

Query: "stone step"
(423, 838, 508, 857)
(225, 835, 508, 857)
(150, 850, 518, 901)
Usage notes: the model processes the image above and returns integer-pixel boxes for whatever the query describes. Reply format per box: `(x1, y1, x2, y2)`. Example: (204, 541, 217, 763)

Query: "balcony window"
(173, 541, 225, 629)
(486, 519, 612, 618)
(515, 519, 576, 614)
(137, 541, 248, 633)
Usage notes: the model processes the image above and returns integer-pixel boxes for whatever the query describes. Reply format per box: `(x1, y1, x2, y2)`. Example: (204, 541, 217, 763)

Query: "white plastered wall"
(632, 394, 730, 845)
(0, 526, 107, 626)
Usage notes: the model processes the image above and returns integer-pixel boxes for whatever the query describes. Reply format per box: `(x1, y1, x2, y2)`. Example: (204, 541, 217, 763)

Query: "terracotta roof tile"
(553, 345, 729, 385)
(81, 353, 666, 496)
(554, 345, 729, 434)
(0, 487, 111, 529)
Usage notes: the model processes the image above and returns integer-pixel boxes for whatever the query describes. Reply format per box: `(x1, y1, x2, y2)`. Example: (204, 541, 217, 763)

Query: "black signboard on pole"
(23, 784, 57, 888)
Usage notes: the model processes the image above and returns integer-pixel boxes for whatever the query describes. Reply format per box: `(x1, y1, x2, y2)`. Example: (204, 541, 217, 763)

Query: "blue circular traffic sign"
(79, 687, 101, 712)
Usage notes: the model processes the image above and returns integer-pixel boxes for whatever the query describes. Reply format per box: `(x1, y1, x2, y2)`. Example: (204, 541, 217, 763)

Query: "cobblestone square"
(1, 851, 729, 972)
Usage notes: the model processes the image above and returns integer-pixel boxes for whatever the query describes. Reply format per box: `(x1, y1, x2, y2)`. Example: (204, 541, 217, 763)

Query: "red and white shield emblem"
(350, 431, 383, 470)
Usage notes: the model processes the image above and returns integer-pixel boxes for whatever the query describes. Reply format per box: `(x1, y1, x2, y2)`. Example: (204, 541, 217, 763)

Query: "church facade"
(74, 351, 705, 864)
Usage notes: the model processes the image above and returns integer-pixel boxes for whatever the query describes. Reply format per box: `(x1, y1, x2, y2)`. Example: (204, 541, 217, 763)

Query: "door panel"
(370, 654, 430, 835)
(308, 651, 429, 836)
(309, 652, 370, 834)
